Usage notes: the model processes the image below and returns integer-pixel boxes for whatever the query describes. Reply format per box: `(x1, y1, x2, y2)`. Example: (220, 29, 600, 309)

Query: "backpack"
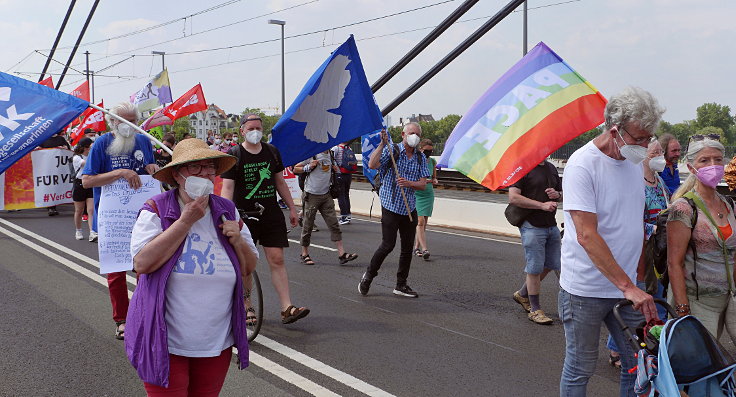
(68, 154, 81, 183)
(337, 145, 358, 174)
(297, 156, 316, 191)
(647, 192, 735, 298)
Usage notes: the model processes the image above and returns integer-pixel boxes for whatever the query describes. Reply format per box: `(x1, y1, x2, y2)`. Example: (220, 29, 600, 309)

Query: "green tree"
(670, 120, 697, 146)
(241, 107, 281, 139)
(567, 126, 602, 145)
(695, 103, 734, 143)
(172, 118, 192, 141)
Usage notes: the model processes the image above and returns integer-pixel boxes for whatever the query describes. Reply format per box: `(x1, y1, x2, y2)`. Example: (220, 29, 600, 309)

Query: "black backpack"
(297, 156, 316, 191)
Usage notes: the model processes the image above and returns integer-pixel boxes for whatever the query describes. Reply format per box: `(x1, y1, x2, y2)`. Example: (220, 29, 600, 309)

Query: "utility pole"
(85, 51, 90, 84)
(268, 19, 286, 115)
(523, 0, 528, 55)
(151, 51, 166, 71)
(89, 71, 95, 103)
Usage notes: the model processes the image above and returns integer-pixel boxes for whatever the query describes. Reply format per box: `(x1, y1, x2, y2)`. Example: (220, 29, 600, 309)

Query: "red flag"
(70, 101, 105, 145)
(141, 107, 174, 130)
(39, 76, 54, 88)
(163, 84, 207, 120)
(69, 81, 90, 101)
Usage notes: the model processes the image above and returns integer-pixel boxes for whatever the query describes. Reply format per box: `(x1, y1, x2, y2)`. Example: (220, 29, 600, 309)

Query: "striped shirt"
(378, 144, 431, 215)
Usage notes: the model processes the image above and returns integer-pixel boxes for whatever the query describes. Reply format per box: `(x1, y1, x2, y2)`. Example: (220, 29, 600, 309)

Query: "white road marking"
(288, 238, 337, 252)
(0, 218, 395, 397)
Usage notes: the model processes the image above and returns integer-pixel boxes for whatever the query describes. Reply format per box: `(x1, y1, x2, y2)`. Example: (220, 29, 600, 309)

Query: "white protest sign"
(31, 148, 74, 207)
(283, 167, 300, 200)
(98, 175, 161, 274)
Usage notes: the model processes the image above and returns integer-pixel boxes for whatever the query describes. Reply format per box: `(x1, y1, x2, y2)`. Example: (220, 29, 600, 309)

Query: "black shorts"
(245, 208, 289, 247)
(72, 179, 93, 202)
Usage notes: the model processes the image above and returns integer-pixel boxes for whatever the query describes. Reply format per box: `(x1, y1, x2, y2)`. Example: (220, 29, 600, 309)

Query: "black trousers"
(367, 207, 418, 286)
(335, 173, 352, 216)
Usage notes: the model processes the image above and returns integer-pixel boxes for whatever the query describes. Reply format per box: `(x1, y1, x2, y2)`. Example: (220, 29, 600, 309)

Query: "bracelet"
(675, 303, 690, 314)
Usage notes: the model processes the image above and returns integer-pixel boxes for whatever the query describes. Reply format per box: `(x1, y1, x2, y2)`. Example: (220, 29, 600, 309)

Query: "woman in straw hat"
(124, 138, 259, 394)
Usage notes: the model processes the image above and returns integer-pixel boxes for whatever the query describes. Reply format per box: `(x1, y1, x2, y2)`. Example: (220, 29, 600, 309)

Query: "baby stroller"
(613, 299, 736, 397)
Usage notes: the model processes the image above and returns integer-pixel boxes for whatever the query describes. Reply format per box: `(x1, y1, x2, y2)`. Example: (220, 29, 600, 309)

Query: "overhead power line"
(87, 0, 458, 57)
(49, 0, 245, 50)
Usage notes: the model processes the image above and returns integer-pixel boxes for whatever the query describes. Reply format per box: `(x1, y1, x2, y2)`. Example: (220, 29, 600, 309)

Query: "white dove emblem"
(293, 54, 351, 143)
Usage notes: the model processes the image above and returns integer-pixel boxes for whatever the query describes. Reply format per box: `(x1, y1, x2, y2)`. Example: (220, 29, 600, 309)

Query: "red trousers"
(107, 271, 129, 323)
(143, 348, 232, 396)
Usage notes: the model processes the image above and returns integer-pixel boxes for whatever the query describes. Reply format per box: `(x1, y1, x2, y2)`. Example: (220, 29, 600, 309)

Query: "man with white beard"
(82, 101, 158, 340)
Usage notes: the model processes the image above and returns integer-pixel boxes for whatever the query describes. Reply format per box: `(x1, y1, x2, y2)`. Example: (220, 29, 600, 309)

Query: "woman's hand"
(179, 195, 208, 226)
(219, 220, 243, 247)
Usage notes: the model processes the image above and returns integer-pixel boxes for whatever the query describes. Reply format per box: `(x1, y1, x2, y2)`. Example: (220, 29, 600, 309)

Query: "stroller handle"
(613, 298, 677, 352)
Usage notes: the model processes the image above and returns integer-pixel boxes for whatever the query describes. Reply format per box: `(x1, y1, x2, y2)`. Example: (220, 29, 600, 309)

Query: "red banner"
(69, 81, 90, 101)
(70, 101, 105, 145)
(39, 76, 54, 88)
(163, 83, 207, 120)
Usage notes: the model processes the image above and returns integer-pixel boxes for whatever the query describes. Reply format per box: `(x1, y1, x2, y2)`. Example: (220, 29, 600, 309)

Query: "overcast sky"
(2, 0, 734, 126)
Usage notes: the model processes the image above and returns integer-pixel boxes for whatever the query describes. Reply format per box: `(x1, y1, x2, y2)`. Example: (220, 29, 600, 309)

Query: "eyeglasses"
(182, 162, 217, 175)
(685, 133, 721, 154)
(620, 125, 656, 145)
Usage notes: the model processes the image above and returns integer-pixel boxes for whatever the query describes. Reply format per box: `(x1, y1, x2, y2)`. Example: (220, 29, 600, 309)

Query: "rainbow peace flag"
(438, 42, 607, 190)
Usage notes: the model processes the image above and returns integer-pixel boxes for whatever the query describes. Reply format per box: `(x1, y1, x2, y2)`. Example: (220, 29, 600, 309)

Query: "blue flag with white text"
(271, 35, 383, 167)
(0, 72, 89, 174)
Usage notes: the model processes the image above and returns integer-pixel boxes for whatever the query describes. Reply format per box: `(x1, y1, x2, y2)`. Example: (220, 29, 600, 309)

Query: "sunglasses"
(685, 133, 721, 154)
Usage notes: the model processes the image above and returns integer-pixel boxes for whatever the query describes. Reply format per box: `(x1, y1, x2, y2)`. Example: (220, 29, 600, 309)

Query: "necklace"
(644, 176, 655, 184)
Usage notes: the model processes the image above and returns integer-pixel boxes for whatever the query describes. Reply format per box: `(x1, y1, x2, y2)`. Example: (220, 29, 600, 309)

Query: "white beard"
(106, 133, 136, 156)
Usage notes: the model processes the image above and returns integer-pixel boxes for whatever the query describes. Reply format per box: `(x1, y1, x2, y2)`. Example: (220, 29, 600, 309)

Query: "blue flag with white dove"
(0, 72, 89, 174)
(270, 35, 384, 166)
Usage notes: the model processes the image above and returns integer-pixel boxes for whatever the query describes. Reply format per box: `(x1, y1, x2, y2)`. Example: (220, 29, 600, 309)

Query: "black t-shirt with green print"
(222, 143, 285, 217)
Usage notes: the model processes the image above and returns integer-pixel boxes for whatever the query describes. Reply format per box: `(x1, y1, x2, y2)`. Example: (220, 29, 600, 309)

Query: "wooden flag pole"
(386, 136, 413, 222)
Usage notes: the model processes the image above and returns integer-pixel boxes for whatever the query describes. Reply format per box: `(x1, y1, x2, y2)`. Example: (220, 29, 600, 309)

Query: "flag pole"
(88, 103, 173, 156)
(385, 133, 413, 222)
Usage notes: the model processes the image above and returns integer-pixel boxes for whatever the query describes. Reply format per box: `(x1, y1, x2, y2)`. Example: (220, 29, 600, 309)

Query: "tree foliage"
(387, 114, 462, 152)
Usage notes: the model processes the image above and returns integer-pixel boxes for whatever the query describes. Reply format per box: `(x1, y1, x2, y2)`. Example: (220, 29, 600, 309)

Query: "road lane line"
(0, 219, 395, 397)
(256, 337, 397, 397)
(287, 239, 337, 252)
(418, 320, 519, 353)
(239, 350, 341, 397)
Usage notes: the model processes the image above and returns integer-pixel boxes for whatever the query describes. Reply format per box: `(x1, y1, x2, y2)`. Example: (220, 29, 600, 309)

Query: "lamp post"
(151, 51, 166, 70)
(268, 19, 286, 115)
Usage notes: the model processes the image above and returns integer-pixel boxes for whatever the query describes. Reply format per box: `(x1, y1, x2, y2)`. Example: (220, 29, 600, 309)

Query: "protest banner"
(0, 148, 74, 210)
(97, 175, 161, 274)
(283, 167, 300, 200)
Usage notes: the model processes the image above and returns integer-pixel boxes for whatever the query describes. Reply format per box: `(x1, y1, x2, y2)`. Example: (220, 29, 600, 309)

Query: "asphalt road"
(0, 204, 624, 397)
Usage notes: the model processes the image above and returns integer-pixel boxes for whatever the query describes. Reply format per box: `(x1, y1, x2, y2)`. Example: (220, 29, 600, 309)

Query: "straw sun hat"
(153, 138, 236, 186)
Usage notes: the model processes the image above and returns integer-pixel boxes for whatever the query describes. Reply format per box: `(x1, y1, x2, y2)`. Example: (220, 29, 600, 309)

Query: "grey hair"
(105, 102, 140, 127)
(671, 138, 725, 201)
(604, 87, 665, 135)
(403, 122, 422, 134)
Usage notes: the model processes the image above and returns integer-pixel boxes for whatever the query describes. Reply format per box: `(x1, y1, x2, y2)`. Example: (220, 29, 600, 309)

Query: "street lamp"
(151, 51, 166, 70)
(268, 19, 286, 115)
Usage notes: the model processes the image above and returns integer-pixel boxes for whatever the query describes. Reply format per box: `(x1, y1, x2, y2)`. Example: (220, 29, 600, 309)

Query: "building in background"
(399, 114, 434, 126)
(189, 104, 235, 140)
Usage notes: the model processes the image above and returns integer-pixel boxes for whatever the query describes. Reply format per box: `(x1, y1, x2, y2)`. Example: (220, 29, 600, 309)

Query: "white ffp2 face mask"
(182, 175, 214, 199)
(648, 156, 666, 172)
(245, 129, 263, 144)
(616, 131, 647, 164)
(117, 123, 136, 138)
(406, 134, 420, 148)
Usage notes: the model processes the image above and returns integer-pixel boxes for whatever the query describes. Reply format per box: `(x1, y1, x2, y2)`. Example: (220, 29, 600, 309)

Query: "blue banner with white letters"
(270, 35, 383, 167)
(0, 72, 89, 174)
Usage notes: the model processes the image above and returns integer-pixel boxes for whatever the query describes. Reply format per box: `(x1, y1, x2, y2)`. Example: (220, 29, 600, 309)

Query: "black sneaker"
(358, 272, 372, 296)
(393, 284, 418, 298)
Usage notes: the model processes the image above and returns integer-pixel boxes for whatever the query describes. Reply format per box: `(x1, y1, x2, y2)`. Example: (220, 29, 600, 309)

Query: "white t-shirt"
(130, 200, 258, 357)
(72, 154, 86, 179)
(560, 141, 645, 298)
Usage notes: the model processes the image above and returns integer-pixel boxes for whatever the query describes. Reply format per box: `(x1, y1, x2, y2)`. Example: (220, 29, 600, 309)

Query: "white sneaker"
(75, 230, 84, 240)
(89, 231, 98, 242)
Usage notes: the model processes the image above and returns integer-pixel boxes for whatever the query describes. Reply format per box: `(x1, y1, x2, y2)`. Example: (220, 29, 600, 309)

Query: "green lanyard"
(686, 191, 734, 293)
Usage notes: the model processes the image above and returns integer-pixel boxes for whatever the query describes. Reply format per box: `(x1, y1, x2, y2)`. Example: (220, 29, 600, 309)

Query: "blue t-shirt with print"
(82, 133, 155, 231)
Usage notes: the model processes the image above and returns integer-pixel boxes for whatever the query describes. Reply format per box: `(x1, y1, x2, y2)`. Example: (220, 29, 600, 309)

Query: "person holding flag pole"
(359, 124, 430, 298)
(81, 102, 164, 340)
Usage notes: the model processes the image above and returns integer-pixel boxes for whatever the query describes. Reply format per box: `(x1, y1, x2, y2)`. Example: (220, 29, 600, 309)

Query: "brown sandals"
(281, 305, 310, 324)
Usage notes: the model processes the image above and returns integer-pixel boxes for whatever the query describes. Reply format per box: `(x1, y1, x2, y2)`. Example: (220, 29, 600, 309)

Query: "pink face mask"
(694, 165, 724, 188)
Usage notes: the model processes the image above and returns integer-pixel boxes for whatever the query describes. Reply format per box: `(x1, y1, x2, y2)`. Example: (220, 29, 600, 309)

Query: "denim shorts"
(519, 221, 561, 274)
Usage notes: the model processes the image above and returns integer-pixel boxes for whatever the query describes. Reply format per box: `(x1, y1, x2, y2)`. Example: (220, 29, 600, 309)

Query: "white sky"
(1, 0, 734, 125)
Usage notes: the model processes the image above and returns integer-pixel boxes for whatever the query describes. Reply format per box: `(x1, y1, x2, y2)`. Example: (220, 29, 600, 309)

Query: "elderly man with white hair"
(559, 87, 665, 397)
(82, 101, 158, 340)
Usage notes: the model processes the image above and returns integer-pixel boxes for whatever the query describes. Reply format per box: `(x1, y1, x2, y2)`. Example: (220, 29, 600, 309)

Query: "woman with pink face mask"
(667, 134, 736, 342)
